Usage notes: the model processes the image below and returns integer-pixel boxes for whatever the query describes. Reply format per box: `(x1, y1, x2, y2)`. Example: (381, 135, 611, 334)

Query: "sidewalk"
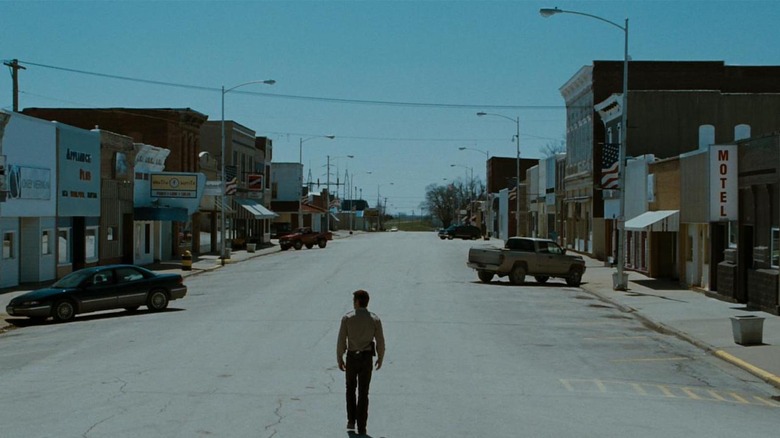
(578, 254, 780, 390)
(0, 231, 360, 326)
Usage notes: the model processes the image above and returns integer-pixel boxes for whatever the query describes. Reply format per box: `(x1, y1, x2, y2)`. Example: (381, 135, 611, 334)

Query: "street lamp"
(451, 164, 475, 224)
(298, 135, 335, 228)
(459, 146, 491, 235)
(325, 154, 354, 233)
(477, 112, 521, 236)
(350, 171, 372, 233)
(221, 79, 276, 265)
(540, 6, 629, 291)
(377, 182, 394, 231)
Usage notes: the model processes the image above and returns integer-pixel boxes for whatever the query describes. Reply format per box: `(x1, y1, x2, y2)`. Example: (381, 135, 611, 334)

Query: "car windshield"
(52, 269, 95, 288)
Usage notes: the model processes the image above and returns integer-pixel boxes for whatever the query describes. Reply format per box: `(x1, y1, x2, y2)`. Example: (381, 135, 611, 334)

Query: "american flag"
(601, 143, 620, 189)
(225, 177, 238, 195)
(225, 165, 238, 195)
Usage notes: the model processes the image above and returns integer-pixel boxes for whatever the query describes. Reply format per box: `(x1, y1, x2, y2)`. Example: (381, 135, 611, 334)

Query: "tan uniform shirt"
(337, 308, 385, 361)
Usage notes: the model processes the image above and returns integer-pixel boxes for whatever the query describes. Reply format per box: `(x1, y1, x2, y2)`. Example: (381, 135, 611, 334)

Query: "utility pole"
(4, 59, 26, 112)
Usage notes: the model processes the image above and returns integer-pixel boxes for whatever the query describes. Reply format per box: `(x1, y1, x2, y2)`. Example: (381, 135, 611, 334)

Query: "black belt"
(347, 350, 372, 355)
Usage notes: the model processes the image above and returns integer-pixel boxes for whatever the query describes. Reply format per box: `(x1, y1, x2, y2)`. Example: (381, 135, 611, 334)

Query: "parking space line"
(559, 378, 778, 408)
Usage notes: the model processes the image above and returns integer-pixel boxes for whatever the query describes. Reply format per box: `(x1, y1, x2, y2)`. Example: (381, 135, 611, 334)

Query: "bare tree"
(422, 177, 485, 227)
(539, 136, 566, 157)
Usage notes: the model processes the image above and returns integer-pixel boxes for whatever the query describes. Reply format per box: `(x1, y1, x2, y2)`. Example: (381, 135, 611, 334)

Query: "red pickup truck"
(278, 227, 333, 250)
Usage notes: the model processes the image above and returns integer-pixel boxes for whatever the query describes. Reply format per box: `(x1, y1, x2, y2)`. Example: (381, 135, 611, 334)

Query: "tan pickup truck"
(467, 237, 586, 286)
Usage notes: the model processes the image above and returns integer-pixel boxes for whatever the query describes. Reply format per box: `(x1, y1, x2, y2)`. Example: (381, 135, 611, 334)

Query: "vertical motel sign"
(710, 145, 737, 221)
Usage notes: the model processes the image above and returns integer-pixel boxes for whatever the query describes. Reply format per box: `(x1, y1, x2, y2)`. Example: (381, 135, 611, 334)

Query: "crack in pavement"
(264, 398, 285, 438)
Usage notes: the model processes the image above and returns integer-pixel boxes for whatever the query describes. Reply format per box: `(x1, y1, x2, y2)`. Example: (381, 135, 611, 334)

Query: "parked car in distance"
(441, 224, 481, 240)
(467, 237, 586, 286)
(5, 265, 187, 323)
(278, 227, 333, 250)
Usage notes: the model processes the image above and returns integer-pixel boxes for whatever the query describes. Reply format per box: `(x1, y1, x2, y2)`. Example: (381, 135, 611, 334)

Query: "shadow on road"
(5, 307, 185, 327)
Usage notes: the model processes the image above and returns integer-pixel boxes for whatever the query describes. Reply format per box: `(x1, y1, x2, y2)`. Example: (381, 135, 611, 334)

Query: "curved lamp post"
(459, 146, 491, 235)
(451, 164, 475, 224)
(541, 6, 629, 291)
(477, 112, 520, 236)
(221, 79, 276, 265)
(298, 135, 335, 228)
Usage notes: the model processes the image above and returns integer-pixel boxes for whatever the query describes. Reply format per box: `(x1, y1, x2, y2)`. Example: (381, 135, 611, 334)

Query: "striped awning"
(234, 198, 278, 220)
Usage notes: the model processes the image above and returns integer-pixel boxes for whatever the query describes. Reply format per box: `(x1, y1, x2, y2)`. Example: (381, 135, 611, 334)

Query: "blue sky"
(2, 0, 779, 214)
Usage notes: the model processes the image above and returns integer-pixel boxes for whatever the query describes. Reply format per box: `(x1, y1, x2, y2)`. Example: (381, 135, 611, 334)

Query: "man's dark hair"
(353, 289, 370, 308)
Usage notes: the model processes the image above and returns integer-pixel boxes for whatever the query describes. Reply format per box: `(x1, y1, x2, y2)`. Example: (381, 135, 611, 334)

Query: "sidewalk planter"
(730, 315, 765, 345)
(247, 243, 256, 253)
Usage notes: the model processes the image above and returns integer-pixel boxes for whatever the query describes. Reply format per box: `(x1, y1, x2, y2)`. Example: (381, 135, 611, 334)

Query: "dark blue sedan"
(6, 265, 187, 323)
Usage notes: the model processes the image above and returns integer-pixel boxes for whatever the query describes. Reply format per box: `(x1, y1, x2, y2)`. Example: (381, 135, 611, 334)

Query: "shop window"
(58, 228, 71, 264)
(728, 222, 738, 248)
(42, 230, 53, 255)
(3, 232, 14, 259)
(85, 227, 98, 261)
(772, 228, 780, 268)
(145, 224, 151, 253)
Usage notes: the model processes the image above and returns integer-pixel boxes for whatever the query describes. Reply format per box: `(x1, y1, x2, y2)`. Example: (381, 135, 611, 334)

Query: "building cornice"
(560, 65, 593, 103)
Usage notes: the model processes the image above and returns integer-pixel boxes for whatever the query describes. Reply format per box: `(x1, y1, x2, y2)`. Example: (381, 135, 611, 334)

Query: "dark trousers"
(345, 352, 373, 431)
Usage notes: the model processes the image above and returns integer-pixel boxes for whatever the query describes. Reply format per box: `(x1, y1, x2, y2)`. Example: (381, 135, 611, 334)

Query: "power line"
(15, 60, 567, 110)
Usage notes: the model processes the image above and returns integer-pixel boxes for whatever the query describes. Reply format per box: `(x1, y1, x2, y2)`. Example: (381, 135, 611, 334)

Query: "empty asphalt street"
(0, 231, 778, 437)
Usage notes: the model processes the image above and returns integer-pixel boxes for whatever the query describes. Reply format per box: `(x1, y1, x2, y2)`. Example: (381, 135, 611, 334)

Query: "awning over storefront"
(624, 210, 679, 232)
(134, 207, 189, 222)
(234, 198, 278, 219)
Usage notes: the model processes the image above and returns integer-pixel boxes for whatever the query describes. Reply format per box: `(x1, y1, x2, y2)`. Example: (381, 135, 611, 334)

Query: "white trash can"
(730, 315, 765, 345)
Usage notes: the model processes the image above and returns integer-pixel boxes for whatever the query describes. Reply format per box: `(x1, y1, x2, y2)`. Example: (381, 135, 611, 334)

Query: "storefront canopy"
(134, 206, 189, 222)
(234, 198, 278, 219)
(624, 210, 679, 232)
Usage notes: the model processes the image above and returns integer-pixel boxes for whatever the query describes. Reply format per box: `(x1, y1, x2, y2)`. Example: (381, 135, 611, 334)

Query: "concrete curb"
(580, 282, 780, 390)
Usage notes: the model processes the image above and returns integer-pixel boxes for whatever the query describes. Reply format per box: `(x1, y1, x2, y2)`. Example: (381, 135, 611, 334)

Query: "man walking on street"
(337, 290, 385, 436)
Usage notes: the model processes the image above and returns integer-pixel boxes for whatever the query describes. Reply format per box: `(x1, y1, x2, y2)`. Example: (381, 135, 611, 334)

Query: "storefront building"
(0, 112, 58, 287)
(133, 143, 206, 264)
(97, 130, 136, 265)
(56, 122, 102, 277)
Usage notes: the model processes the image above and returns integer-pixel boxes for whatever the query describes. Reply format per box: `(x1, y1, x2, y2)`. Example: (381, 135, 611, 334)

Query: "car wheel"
(124, 306, 140, 313)
(293, 240, 303, 250)
(566, 269, 583, 287)
(147, 290, 169, 312)
(535, 276, 550, 284)
(280, 245, 290, 251)
(477, 270, 494, 283)
(52, 300, 76, 323)
(318, 239, 327, 248)
(305, 243, 314, 249)
(509, 265, 526, 285)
